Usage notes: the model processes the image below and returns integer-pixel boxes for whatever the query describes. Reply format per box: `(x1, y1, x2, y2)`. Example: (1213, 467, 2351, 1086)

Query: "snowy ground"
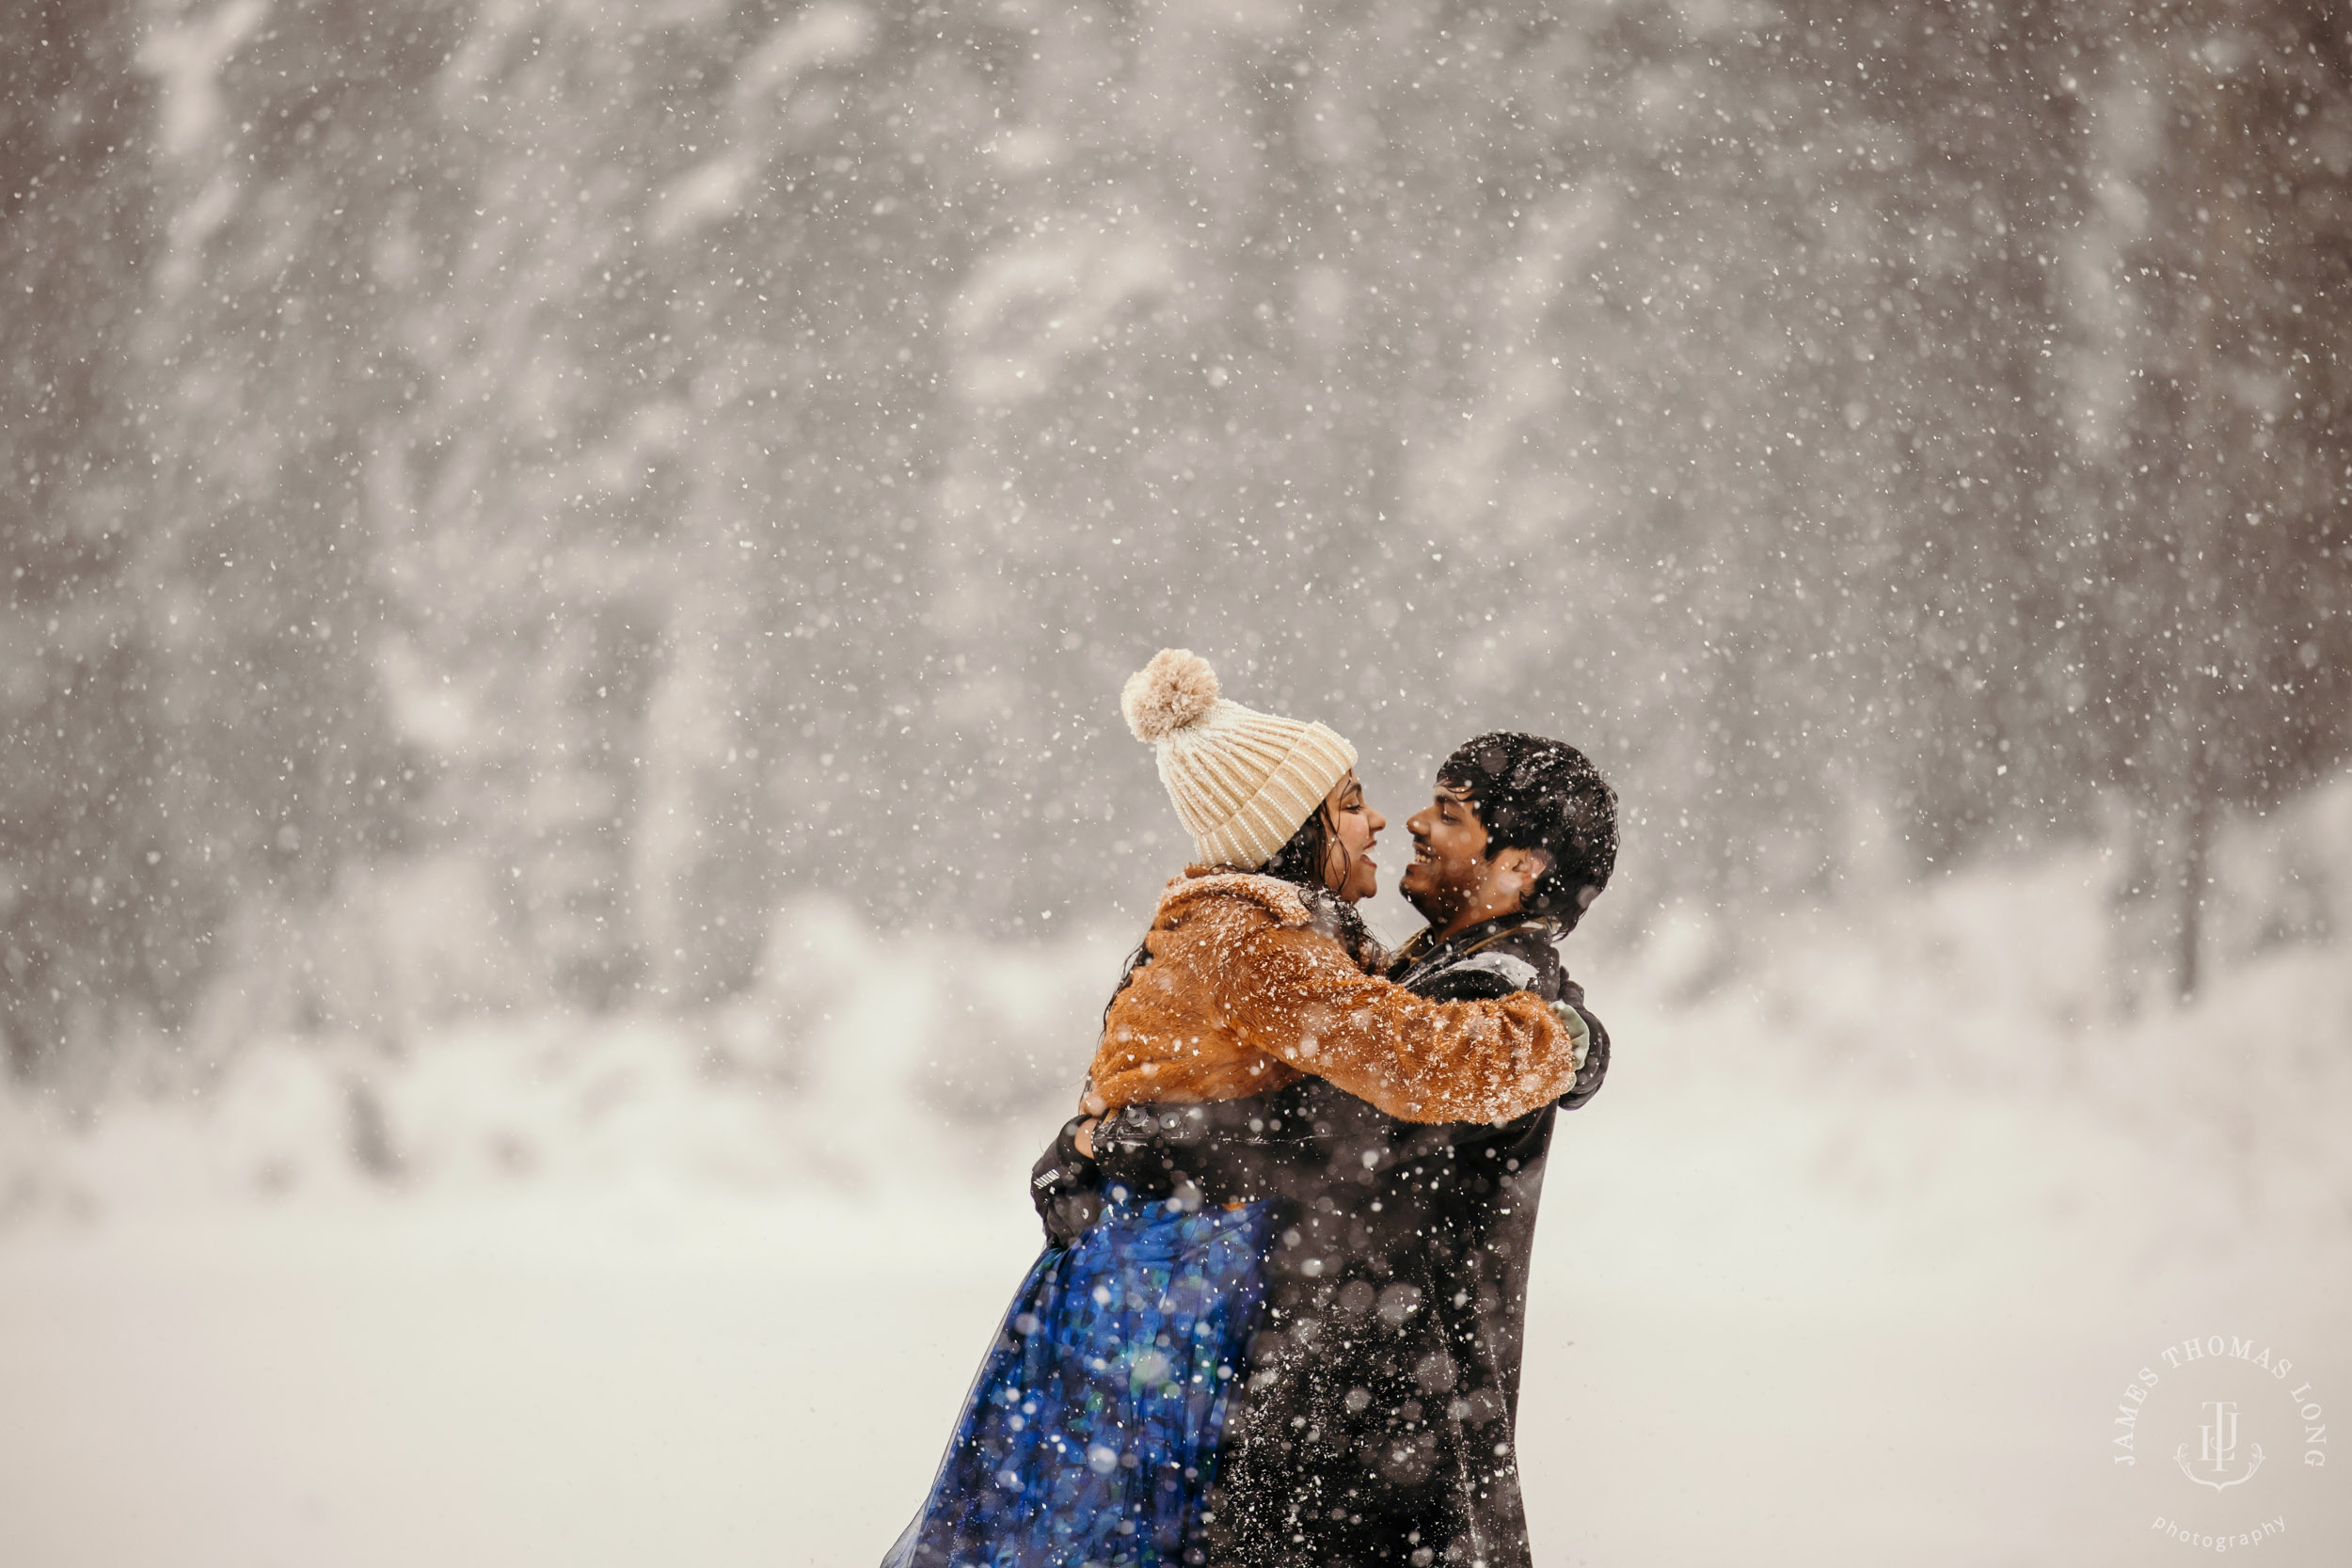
(5, 792, 2352, 1567)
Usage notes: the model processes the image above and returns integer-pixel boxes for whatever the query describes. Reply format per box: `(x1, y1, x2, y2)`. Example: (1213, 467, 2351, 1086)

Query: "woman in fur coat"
(884, 652, 1587, 1568)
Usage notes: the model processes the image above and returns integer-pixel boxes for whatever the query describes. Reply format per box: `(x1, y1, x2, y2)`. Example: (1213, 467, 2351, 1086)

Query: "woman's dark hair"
(1260, 797, 1342, 893)
(1259, 799, 1380, 967)
(1438, 732, 1618, 932)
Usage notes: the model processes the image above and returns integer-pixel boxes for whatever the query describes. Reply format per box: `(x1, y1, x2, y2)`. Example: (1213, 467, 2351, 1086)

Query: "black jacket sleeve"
(1089, 1089, 1375, 1208)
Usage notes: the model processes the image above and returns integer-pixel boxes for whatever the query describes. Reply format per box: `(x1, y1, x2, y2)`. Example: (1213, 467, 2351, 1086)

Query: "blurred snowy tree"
(125, 0, 440, 1042)
(2053, 0, 2352, 998)
(2, 0, 173, 1073)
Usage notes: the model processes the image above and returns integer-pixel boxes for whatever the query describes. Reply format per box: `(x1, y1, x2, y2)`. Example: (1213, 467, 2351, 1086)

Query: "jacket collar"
(1390, 911, 1560, 980)
(1156, 867, 1317, 929)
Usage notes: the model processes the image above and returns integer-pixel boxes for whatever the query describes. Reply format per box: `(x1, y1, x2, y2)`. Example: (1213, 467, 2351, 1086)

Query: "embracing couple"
(887, 648, 1618, 1568)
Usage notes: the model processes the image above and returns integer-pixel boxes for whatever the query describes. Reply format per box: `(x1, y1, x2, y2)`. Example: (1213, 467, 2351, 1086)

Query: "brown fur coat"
(1089, 871, 1581, 1124)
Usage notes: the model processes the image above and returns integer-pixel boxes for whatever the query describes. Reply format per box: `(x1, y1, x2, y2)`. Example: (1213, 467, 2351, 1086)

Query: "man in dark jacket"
(1036, 733, 1617, 1568)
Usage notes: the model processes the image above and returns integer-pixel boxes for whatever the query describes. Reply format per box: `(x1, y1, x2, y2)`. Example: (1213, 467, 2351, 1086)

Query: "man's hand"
(1551, 999, 1592, 1072)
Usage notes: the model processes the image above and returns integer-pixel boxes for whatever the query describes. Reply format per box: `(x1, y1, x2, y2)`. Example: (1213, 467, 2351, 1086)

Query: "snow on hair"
(1120, 647, 1222, 744)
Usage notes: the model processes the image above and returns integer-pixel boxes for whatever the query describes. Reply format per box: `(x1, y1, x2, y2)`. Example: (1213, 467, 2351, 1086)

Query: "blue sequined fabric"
(884, 1195, 1274, 1568)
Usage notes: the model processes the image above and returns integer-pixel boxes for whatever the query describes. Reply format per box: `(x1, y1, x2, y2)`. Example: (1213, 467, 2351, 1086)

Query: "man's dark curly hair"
(1438, 732, 1618, 931)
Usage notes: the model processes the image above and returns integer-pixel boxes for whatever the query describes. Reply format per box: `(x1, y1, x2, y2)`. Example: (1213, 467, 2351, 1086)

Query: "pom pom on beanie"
(1120, 648, 1221, 744)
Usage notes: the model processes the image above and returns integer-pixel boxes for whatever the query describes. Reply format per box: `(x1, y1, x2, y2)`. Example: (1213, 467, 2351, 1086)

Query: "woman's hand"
(1072, 1080, 1107, 1156)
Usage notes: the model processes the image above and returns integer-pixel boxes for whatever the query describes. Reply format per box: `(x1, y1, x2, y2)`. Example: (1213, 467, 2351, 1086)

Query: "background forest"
(5, 0, 2350, 1074)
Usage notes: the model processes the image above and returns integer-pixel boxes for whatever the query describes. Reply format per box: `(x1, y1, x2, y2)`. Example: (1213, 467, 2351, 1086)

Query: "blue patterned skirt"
(883, 1194, 1275, 1568)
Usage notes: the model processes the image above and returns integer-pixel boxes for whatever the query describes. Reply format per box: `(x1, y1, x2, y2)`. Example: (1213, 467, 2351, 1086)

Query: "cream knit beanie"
(1120, 648, 1358, 870)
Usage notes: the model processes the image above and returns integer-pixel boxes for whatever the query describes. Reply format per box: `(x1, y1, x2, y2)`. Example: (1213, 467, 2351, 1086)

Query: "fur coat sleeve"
(1089, 873, 1579, 1125)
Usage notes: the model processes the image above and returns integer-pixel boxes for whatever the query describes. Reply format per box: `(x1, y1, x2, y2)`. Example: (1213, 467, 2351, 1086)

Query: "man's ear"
(1493, 846, 1550, 896)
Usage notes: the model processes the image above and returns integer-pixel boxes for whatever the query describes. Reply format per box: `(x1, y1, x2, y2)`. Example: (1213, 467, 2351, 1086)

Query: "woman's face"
(1321, 771, 1386, 903)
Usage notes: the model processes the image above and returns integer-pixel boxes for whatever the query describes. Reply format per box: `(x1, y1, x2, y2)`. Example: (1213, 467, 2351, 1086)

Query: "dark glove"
(1029, 1116, 1104, 1247)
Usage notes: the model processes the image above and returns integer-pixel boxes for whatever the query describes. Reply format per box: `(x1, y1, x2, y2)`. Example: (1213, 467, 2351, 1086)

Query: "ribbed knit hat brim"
(1120, 649, 1356, 871)
(1162, 706, 1357, 869)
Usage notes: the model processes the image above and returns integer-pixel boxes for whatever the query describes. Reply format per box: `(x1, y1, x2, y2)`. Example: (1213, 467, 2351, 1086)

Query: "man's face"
(1400, 781, 1494, 925)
